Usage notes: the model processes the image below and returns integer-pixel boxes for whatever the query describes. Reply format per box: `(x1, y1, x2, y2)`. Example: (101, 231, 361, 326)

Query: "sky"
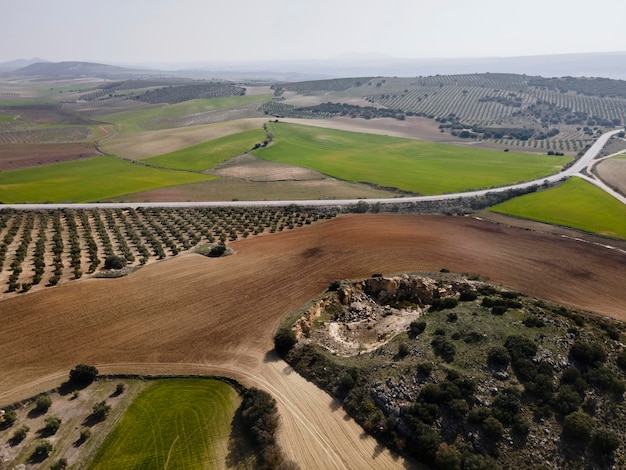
(1, 0, 625, 65)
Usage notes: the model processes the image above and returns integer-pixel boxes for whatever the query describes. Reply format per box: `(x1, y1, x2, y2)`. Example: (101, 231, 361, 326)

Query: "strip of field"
(100, 118, 269, 159)
(1, 214, 625, 468)
(101, 95, 272, 133)
(252, 122, 571, 195)
(87, 379, 241, 470)
(490, 176, 626, 239)
(143, 128, 267, 171)
(0, 156, 213, 203)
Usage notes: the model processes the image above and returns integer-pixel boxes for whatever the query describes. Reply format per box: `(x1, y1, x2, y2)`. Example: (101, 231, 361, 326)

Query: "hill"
(8, 61, 155, 79)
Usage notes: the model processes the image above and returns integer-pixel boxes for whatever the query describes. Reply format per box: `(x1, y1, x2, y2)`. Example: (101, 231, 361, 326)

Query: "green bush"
(589, 428, 619, 455)
(92, 400, 111, 420)
(562, 410, 592, 443)
(431, 336, 456, 363)
(11, 424, 29, 443)
(487, 346, 511, 369)
(569, 341, 606, 368)
(34, 395, 52, 413)
(31, 440, 53, 460)
(43, 416, 62, 435)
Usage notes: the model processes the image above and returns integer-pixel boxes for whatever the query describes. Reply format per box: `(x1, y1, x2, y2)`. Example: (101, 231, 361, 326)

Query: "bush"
(43, 416, 62, 435)
(562, 410, 592, 442)
(569, 341, 606, 368)
(589, 428, 619, 455)
(459, 289, 478, 302)
(481, 416, 503, 441)
(504, 335, 537, 362)
(274, 327, 297, 357)
(409, 320, 426, 336)
(50, 458, 68, 470)
(398, 343, 410, 357)
(31, 440, 53, 460)
(431, 336, 456, 363)
(615, 350, 626, 371)
(0, 408, 17, 428)
(11, 424, 29, 443)
(487, 346, 511, 369)
(69, 364, 98, 386)
(34, 395, 52, 413)
(92, 401, 111, 420)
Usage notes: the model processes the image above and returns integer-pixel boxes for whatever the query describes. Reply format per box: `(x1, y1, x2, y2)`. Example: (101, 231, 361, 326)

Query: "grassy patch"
(0, 156, 212, 203)
(102, 95, 272, 133)
(490, 177, 626, 239)
(253, 122, 570, 195)
(144, 128, 266, 171)
(86, 379, 240, 470)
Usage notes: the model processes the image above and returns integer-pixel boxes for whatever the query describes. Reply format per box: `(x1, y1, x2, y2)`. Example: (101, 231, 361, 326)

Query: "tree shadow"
(263, 350, 281, 363)
(225, 407, 259, 469)
(82, 413, 105, 428)
(26, 408, 46, 419)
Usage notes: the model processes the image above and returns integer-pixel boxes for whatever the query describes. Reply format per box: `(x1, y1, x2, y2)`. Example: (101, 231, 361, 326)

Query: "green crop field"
(252, 122, 571, 195)
(0, 156, 212, 203)
(87, 379, 240, 470)
(490, 177, 626, 239)
(144, 128, 267, 171)
(102, 95, 272, 133)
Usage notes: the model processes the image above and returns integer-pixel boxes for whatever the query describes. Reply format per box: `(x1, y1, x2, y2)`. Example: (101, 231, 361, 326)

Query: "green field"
(0, 156, 212, 203)
(144, 128, 267, 171)
(252, 122, 571, 195)
(102, 95, 272, 133)
(490, 177, 626, 239)
(87, 379, 240, 470)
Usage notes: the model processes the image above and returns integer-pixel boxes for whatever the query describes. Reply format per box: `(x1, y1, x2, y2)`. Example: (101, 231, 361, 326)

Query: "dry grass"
(596, 156, 626, 195)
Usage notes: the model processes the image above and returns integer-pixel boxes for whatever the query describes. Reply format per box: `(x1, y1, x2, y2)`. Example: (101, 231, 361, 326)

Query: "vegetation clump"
(281, 273, 626, 469)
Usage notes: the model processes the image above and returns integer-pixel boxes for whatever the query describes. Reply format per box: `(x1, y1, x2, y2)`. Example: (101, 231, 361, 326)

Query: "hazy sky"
(2, 0, 625, 65)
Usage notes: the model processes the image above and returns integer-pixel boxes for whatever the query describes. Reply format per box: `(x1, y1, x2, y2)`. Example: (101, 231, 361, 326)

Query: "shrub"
(569, 341, 606, 368)
(481, 416, 503, 441)
(491, 305, 508, 315)
(459, 289, 478, 302)
(562, 411, 592, 443)
(11, 424, 29, 443)
(274, 327, 297, 357)
(431, 336, 456, 363)
(79, 428, 91, 443)
(487, 346, 511, 369)
(409, 320, 426, 336)
(115, 383, 125, 395)
(92, 401, 111, 420)
(34, 395, 52, 413)
(69, 364, 98, 386)
(50, 458, 68, 470)
(589, 428, 619, 455)
(43, 416, 62, 435)
(31, 440, 53, 460)
(492, 388, 522, 424)
(0, 408, 17, 428)
(504, 335, 537, 362)
(398, 343, 410, 357)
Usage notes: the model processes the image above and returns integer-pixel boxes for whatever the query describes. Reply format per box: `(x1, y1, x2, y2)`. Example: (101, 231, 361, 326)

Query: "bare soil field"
(106, 176, 400, 202)
(210, 153, 328, 181)
(596, 156, 626, 195)
(0, 142, 98, 171)
(1, 214, 625, 468)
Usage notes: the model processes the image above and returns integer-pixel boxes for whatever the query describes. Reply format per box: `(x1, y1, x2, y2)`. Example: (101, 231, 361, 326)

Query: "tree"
(31, 440, 53, 461)
(69, 364, 98, 386)
(11, 424, 29, 444)
(92, 400, 111, 420)
(104, 255, 126, 270)
(34, 395, 52, 413)
(487, 346, 511, 369)
(590, 428, 619, 455)
(274, 327, 297, 357)
(0, 409, 17, 429)
(43, 416, 62, 435)
(50, 458, 68, 470)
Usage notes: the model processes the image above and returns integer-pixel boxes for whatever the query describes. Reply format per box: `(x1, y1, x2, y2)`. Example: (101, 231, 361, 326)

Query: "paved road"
(2, 129, 624, 210)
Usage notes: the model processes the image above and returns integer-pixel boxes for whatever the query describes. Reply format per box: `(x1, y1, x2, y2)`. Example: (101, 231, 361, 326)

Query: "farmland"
(0, 156, 213, 203)
(253, 122, 571, 195)
(87, 379, 241, 469)
(490, 177, 626, 239)
(1, 69, 626, 469)
(0, 214, 625, 469)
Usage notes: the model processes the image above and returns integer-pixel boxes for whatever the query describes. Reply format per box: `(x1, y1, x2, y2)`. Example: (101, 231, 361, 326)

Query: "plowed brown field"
(1, 214, 624, 469)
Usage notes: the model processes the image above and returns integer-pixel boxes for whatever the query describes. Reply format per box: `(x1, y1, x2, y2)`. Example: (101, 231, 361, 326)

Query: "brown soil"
(1, 214, 625, 468)
(0, 143, 98, 171)
(209, 153, 329, 181)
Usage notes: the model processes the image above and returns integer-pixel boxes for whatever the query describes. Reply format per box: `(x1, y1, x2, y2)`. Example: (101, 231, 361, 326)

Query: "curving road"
(1, 129, 624, 211)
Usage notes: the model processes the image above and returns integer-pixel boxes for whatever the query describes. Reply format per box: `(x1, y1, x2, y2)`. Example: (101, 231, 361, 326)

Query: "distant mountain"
(0, 57, 49, 73)
(6, 61, 162, 79)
